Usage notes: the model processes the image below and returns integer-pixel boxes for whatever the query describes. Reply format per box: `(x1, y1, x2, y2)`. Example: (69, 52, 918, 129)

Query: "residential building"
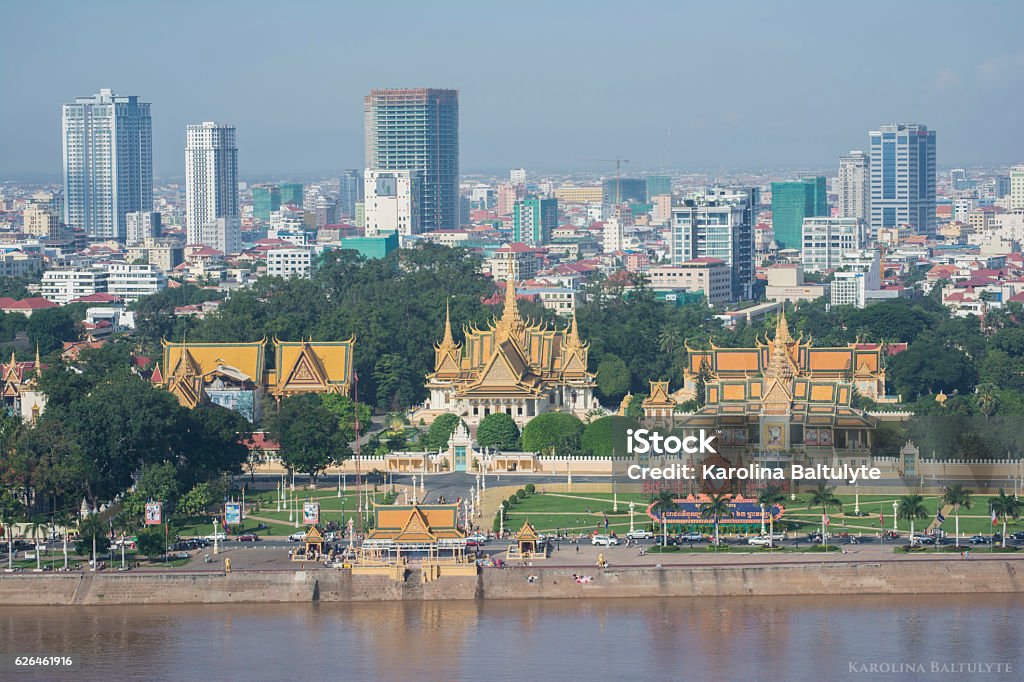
(509, 168, 526, 185)
(602, 178, 646, 205)
(496, 182, 525, 216)
(364, 169, 420, 237)
(646, 258, 731, 305)
(339, 170, 364, 218)
(105, 263, 166, 301)
(513, 197, 558, 245)
(40, 268, 109, 304)
(553, 185, 603, 204)
(764, 264, 829, 304)
(252, 185, 281, 222)
(488, 243, 541, 281)
(266, 247, 316, 279)
(831, 250, 881, 308)
(185, 122, 240, 254)
(125, 210, 161, 246)
(62, 88, 152, 240)
(126, 237, 183, 271)
(517, 285, 576, 315)
(669, 188, 756, 299)
(364, 88, 459, 231)
(1010, 165, 1024, 210)
(838, 151, 869, 220)
(23, 204, 65, 239)
(279, 183, 304, 207)
(771, 177, 827, 250)
(0, 252, 42, 279)
(801, 217, 867, 272)
(869, 123, 937, 237)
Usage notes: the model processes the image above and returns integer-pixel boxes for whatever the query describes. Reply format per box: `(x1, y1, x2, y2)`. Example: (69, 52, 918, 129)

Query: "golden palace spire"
(495, 276, 524, 340)
(441, 298, 455, 348)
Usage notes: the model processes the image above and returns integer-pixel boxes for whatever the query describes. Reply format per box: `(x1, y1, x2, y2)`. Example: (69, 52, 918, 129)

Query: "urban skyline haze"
(2, 0, 1023, 177)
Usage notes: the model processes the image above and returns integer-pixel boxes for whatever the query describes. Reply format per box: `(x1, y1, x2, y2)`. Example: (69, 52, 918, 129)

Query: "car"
(747, 536, 773, 546)
(680, 532, 704, 543)
(1011, 531, 1024, 541)
(591, 534, 619, 546)
(465, 534, 489, 544)
(910, 535, 935, 546)
(112, 537, 137, 549)
(968, 535, 991, 545)
(204, 532, 227, 542)
(237, 533, 260, 542)
(625, 529, 654, 540)
(288, 531, 308, 542)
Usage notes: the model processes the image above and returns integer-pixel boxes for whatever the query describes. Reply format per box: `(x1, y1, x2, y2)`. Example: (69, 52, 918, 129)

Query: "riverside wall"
(0, 560, 1022, 606)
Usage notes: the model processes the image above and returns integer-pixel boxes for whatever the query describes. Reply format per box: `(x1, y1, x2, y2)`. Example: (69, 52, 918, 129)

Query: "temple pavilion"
(153, 337, 354, 422)
(420, 277, 598, 428)
(361, 504, 468, 563)
(646, 309, 885, 471)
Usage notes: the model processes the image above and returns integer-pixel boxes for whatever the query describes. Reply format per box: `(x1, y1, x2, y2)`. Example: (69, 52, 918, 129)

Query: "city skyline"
(2, 0, 1024, 178)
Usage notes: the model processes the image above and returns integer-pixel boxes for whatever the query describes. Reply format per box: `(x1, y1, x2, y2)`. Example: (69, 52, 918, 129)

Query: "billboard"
(225, 502, 242, 526)
(144, 502, 162, 526)
(303, 502, 320, 525)
(647, 495, 784, 525)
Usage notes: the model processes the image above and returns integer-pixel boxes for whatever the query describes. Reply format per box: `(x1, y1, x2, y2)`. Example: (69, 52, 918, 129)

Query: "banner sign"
(303, 502, 320, 525)
(144, 502, 162, 526)
(646, 495, 784, 525)
(224, 502, 242, 525)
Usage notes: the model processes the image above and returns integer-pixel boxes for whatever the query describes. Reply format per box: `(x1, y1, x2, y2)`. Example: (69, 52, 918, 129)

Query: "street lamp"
(854, 483, 860, 515)
(213, 517, 219, 555)
(892, 500, 899, 532)
(760, 503, 767, 537)
(629, 501, 635, 534)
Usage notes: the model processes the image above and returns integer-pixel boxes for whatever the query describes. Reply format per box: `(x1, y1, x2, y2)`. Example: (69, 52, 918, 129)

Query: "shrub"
(507, 495, 518, 506)
(524, 483, 535, 494)
(515, 489, 526, 499)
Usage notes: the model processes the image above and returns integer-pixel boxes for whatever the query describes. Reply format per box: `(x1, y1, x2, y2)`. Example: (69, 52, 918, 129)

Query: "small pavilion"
(360, 504, 468, 565)
(507, 520, 547, 561)
(291, 525, 324, 562)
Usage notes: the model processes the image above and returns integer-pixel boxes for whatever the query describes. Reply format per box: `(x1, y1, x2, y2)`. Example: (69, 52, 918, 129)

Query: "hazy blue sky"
(2, 0, 1023, 178)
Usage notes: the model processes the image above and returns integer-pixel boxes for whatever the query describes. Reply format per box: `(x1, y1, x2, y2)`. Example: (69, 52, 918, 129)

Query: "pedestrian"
(576, 545, 580, 555)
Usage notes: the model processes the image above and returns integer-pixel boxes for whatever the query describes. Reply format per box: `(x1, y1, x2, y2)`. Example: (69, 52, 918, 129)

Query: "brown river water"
(0, 594, 1021, 680)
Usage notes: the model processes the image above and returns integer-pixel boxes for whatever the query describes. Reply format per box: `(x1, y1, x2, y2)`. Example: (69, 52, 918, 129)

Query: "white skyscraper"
(185, 122, 240, 254)
(62, 89, 152, 241)
(838, 151, 869, 221)
(869, 123, 936, 237)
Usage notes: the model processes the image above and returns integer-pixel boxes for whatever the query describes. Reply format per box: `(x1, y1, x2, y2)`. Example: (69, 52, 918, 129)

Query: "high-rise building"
(339, 170, 364, 218)
(830, 250, 881, 309)
(125, 211, 162, 246)
(513, 197, 558, 245)
(252, 185, 280, 222)
(62, 88, 152, 241)
(670, 188, 756, 300)
(364, 88, 459, 231)
(510, 168, 526, 185)
(646, 175, 672, 199)
(869, 123, 936, 237)
(364, 169, 420, 237)
(801, 217, 867, 273)
(23, 204, 65, 240)
(838, 152, 869, 220)
(602, 178, 646, 205)
(771, 177, 827, 250)
(496, 182, 525, 216)
(185, 122, 240, 254)
(1010, 166, 1024, 210)
(279, 183, 304, 207)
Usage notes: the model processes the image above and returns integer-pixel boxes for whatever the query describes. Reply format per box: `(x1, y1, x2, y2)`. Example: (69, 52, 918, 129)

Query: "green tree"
(321, 393, 372, 444)
(520, 412, 584, 453)
(178, 482, 215, 518)
(756, 485, 786, 546)
(807, 483, 842, 548)
(426, 413, 464, 451)
(136, 526, 166, 558)
(372, 352, 418, 410)
(943, 484, 972, 548)
(27, 308, 77, 354)
(596, 355, 630, 403)
(136, 461, 181, 514)
(266, 394, 347, 483)
(476, 413, 520, 450)
(700, 493, 732, 547)
(988, 488, 1022, 549)
(75, 515, 111, 559)
(581, 415, 640, 457)
(652, 487, 676, 547)
(896, 494, 928, 546)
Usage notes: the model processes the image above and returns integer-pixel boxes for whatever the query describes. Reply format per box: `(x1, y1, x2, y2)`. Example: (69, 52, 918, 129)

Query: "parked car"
(1011, 531, 1024, 541)
(237, 533, 260, 542)
(204, 531, 227, 542)
(968, 535, 990, 545)
(680, 532, 704, 543)
(911, 535, 935, 546)
(465, 534, 489, 544)
(591, 534, 619, 546)
(625, 529, 654, 540)
(747, 536, 773, 546)
(288, 531, 307, 542)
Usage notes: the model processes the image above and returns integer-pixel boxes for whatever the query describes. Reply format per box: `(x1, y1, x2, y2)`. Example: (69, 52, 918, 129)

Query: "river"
(0, 595, 1020, 680)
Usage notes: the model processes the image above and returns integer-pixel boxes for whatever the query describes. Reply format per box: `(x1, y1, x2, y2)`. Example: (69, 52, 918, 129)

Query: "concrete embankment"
(0, 560, 1020, 605)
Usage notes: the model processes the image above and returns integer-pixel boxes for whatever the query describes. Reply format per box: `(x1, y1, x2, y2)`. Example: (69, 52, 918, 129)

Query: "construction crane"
(588, 156, 630, 204)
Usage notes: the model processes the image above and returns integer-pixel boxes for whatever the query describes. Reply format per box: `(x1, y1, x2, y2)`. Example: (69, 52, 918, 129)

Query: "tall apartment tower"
(185, 122, 240, 254)
(513, 197, 558, 245)
(364, 88, 459, 231)
(869, 123, 936, 237)
(1010, 165, 1024, 210)
(62, 88, 152, 241)
(670, 188, 756, 300)
(770, 176, 827, 250)
(838, 151, 869, 220)
(339, 170, 364, 218)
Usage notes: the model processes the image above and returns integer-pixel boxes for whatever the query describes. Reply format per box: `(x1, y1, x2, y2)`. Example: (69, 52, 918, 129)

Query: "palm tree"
(988, 489, 1022, 549)
(658, 327, 682, 355)
(943, 485, 972, 548)
(27, 517, 47, 571)
(0, 508, 16, 572)
(807, 483, 842, 549)
(113, 510, 136, 570)
(897, 494, 929, 546)
(700, 493, 733, 548)
(652, 488, 676, 547)
(78, 515, 106, 570)
(757, 485, 786, 548)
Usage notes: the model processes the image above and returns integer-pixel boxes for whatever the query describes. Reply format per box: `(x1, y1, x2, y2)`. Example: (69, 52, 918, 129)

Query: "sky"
(2, 0, 1023, 179)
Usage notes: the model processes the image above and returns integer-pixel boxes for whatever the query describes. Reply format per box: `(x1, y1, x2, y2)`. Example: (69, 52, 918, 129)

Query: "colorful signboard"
(303, 502, 320, 525)
(144, 502, 162, 526)
(647, 495, 784, 525)
(224, 502, 242, 526)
